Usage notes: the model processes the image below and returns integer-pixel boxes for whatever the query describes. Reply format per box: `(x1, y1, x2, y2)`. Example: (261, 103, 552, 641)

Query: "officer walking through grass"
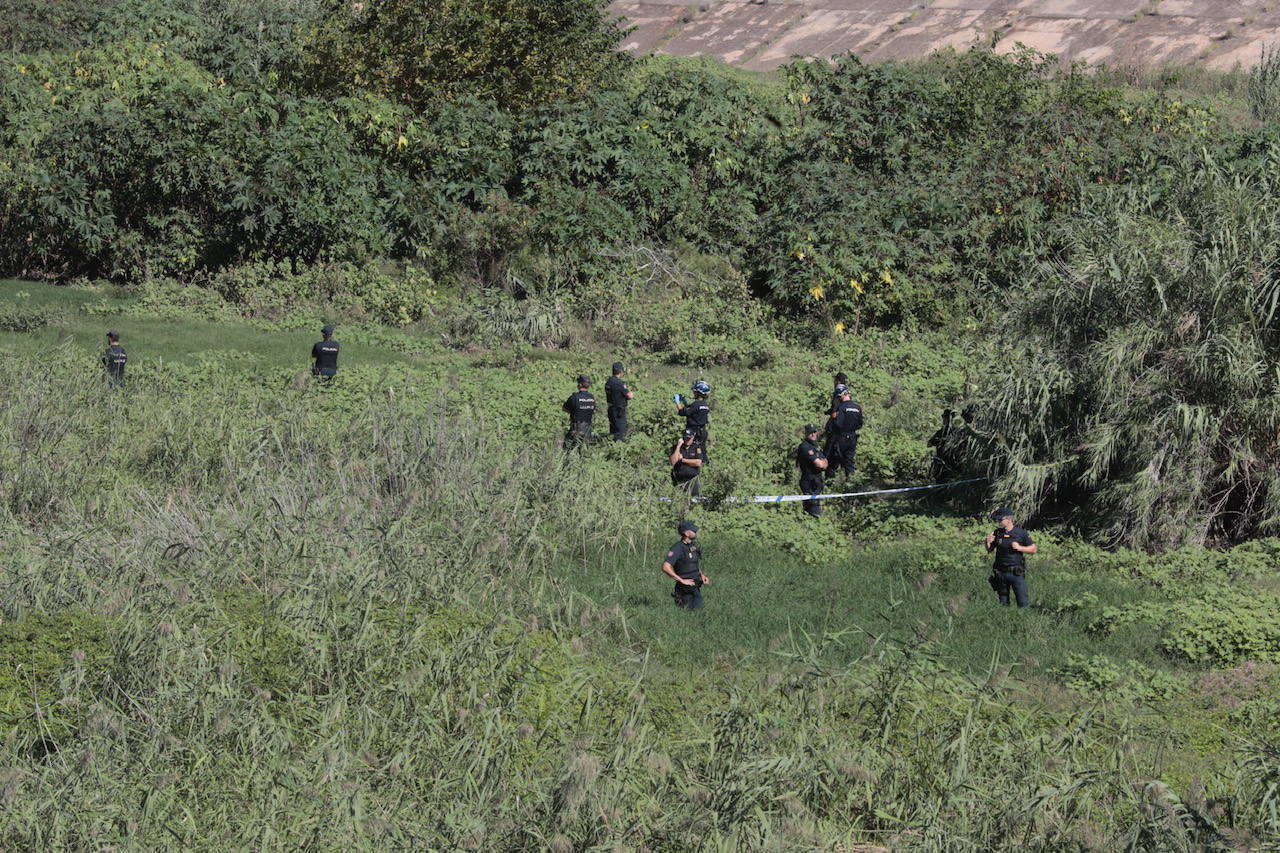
(562, 374, 597, 449)
(675, 380, 712, 457)
(985, 507, 1037, 608)
(311, 324, 339, 380)
(662, 520, 709, 610)
(103, 329, 127, 388)
(796, 424, 828, 518)
(604, 361, 634, 441)
(670, 427, 706, 497)
(825, 385, 863, 480)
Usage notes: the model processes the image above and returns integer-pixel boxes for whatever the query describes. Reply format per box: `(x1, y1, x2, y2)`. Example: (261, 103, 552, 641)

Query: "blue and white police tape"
(711, 477, 985, 504)
(637, 477, 985, 504)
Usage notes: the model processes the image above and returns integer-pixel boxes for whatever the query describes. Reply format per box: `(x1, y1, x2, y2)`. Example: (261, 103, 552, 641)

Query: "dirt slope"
(610, 0, 1280, 69)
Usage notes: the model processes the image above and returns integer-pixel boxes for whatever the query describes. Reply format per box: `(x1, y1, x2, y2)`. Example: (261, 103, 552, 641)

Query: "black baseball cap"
(612, 361, 624, 373)
(321, 324, 334, 334)
(577, 374, 591, 386)
(677, 521, 699, 534)
(106, 329, 120, 339)
(991, 507, 1014, 520)
(682, 427, 697, 437)
(803, 424, 819, 434)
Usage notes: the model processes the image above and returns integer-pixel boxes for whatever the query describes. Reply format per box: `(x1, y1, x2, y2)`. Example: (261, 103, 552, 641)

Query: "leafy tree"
(299, 0, 623, 112)
(0, 0, 114, 53)
(87, 0, 324, 84)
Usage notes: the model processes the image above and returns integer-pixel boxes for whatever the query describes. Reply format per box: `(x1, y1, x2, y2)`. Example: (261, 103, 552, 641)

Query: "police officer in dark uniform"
(662, 520, 709, 610)
(604, 361, 634, 441)
(928, 409, 959, 481)
(311, 324, 339, 380)
(669, 428, 706, 497)
(796, 424, 829, 518)
(985, 508, 1037, 608)
(825, 385, 863, 479)
(103, 329, 127, 388)
(829, 372, 849, 415)
(562, 374, 597, 448)
(675, 380, 712, 458)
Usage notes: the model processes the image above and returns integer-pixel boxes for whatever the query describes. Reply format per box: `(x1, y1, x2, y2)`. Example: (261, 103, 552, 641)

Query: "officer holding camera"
(662, 520, 709, 610)
(985, 507, 1037, 608)
(675, 380, 712, 458)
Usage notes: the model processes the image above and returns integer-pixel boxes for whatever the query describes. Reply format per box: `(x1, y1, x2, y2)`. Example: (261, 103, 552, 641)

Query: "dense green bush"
(298, 0, 622, 112)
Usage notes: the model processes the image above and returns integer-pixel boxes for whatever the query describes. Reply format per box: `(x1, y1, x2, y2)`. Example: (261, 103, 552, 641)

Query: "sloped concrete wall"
(610, 0, 1280, 69)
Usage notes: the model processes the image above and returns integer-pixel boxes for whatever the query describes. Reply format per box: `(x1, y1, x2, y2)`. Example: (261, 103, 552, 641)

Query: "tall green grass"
(0, 290, 1277, 848)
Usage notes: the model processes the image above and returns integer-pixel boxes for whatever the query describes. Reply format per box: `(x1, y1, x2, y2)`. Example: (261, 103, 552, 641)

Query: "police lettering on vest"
(832, 400, 863, 434)
(564, 390, 597, 423)
(103, 344, 127, 380)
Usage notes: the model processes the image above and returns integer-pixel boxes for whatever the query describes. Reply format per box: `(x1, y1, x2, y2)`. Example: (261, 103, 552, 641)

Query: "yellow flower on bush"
(880, 269, 893, 285)
(834, 321, 846, 334)
(809, 284, 825, 300)
(791, 249, 807, 260)
(849, 278, 864, 294)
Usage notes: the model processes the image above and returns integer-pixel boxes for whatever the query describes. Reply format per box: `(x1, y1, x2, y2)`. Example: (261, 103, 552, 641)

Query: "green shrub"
(0, 304, 63, 332)
(0, 610, 114, 741)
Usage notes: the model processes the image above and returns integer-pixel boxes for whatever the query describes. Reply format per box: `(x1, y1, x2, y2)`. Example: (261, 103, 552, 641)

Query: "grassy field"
(1, 278, 1278, 849)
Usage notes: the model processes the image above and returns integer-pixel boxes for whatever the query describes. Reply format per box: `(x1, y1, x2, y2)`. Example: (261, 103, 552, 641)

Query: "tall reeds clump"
(980, 150, 1280, 548)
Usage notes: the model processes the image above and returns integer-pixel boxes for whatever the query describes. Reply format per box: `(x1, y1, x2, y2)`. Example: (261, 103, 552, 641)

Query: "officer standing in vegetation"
(985, 508, 1037, 608)
(669, 428, 706, 497)
(829, 372, 849, 415)
(103, 329, 127, 388)
(676, 380, 712, 457)
(662, 520, 708, 610)
(604, 361, 634, 441)
(311, 324, 340, 380)
(825, 385, 863, 480)
(563, 374, 597, 449)
(928, 409, 959, 481)
(796, 424, 828, 518)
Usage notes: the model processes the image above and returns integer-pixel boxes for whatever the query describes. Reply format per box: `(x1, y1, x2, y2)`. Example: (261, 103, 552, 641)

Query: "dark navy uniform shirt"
(563, 390, 596, 423)
(672, 439, 705, 478)
(605, 376, 630, 410)
(831, 400, 864, 434)
(103, 344, 127, 378)
(796, 439, 826, 475)
(681, 399, 711, 428)
(312, 340, 340, 371)
(992, 526, 1034, 571)
(665, 540, 703, 582)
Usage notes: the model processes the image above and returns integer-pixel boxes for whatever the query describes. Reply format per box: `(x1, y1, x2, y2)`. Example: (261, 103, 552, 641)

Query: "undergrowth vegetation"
(0, 284, 1277, 848)
(7, 0, 1280, 846)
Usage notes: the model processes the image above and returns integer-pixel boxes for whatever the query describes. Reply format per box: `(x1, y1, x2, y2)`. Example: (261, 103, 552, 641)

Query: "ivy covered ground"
(2, 279, 1279, 849)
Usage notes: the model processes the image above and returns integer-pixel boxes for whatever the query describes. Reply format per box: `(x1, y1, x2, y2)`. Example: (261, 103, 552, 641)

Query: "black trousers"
(564, 421, 592, 448)
(824, 433, 858, 476)
(672, 468, 701, 497)
(608, 406, 628, 441)
(991, 569, 1029, 608)
(800, 472, 824, 517)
